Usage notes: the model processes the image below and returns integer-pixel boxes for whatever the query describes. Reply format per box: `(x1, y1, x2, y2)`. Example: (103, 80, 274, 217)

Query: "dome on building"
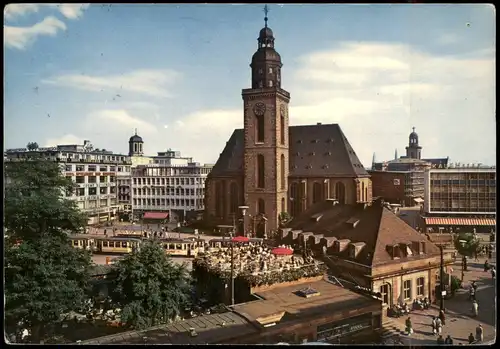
(409, 127, 418, 139)
(129, 134, 143, 143)
(251, 47, 282, 63)
(259, 26, 274, 39)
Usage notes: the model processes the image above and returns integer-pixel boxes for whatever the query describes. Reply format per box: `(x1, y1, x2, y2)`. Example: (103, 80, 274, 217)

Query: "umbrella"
(271, 247, 293, 256)
(232, 236, 250, 243)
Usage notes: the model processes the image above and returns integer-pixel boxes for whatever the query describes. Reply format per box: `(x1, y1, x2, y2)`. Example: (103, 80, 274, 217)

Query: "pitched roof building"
(279, 198, 454, 308)
(204, 15, 371, 235)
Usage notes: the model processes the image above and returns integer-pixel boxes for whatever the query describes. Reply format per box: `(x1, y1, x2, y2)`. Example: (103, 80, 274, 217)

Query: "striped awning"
(424, 217, 496, 226)
(143, 212, 169, 220)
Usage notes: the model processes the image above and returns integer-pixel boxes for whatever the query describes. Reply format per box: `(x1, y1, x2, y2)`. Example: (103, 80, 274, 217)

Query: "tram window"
(103, 241, 108, 247)
(122, 242, 127, 248)
(176, 244, 182, 250)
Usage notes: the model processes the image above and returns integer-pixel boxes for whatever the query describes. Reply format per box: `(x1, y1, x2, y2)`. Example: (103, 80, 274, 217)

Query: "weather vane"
(264, 4, 269, 27)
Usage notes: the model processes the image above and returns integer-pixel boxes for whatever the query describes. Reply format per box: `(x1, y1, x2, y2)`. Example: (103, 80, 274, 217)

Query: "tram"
(115, 231, 144, 239)
(161, 238, 203, 258)
(69, 235, 95, 250)
(93, 237, 142, 254)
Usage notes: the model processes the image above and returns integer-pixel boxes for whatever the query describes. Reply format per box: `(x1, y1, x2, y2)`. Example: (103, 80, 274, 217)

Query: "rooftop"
(284, 198, 440, 266)
(79, 312, 256, 345)
(231, 278, 379, 326)
(210, 124, 369, 178)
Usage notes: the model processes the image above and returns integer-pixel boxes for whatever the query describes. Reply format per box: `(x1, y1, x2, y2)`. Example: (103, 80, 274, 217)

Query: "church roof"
(210, 124, 369, 178)
(285, 198, 440, 267)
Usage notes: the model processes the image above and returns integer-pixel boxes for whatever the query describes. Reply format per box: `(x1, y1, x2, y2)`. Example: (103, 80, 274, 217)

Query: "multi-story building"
(368, 170, 425, 207)
(422, 167, 496, 232)
(5, 140, 132, 225)
(130, 147, 213, 223)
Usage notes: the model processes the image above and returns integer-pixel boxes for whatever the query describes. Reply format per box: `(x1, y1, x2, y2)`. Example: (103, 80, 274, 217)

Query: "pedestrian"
(436, 335, 445, 345)
(475, 324, 483, 342)
(472, 300, 478, 317)
(468, 333, 475, 344)
(444, 335, 453, 345)
(484, 260, 490, 272)
(104, 229, 107, 237)
(439, 310, 446, 326)
(431, 317, 437, 335)
(436, 317, 443, 335)
(474, 249, 479, 262)
(469, 286, 476, 301)
(491, 266, 496, 279)
(405, 316, 413, 335)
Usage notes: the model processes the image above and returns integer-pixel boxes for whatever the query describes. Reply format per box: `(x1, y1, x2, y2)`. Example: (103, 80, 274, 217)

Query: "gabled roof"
(210, 124, 368, 178)
(285, 199, 440, 266)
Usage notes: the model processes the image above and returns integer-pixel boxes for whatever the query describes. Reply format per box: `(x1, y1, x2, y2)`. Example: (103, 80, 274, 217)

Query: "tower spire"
(412, 126, 415, 133)
(135, 128, 137, 135)
(395, 148, 398, 160)
(263, 4, 269, 28)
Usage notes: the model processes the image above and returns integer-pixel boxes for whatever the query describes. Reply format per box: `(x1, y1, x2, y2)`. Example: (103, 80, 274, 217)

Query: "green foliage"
(450, 275, 461, 293)
(27, 142, 39, 151)
(454, 232, 481, 257)
(110, 240, 192, 329)
(4, 158, 93, 343)
(4, 159, 87, 242)
(279, 212, 291, 226)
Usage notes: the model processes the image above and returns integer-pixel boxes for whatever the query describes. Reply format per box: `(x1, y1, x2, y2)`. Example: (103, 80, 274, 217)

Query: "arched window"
(280, 154, 285, 190)
(268, 80, 273, 87)
(258, 198, 265, 215)
(361, 182, 365, 202)
(256, 115, 265, 143)
(229, 182, 239, 214)
(280, 114, 285, 145)
(290, 183, 298, 217)
(259, 81, 263, 88)
(215, 182, 223, 218)
(335, 182, 346, 204)
(134, 143, 138, 152)
(312, 182, 322, 204)
(281, 197, 285, 214)
(257, 154, 265, 188)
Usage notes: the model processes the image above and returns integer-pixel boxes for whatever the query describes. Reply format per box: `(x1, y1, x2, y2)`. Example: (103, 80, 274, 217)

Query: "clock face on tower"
(253, 102, 266, 116)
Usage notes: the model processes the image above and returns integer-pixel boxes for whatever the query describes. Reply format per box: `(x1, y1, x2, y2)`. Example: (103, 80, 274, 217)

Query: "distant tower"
(128, 129, 144, 156)
(405, 127, 422, 159)
(372, 152, 377, 169)
(394, 148, 398, 160)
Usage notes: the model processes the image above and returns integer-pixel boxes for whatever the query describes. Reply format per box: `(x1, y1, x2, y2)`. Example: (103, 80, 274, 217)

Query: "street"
(387, 255, 496, 345)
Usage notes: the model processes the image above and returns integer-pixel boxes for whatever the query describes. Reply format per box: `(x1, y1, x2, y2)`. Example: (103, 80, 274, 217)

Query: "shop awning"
(414, 198, 424, 203)
(143, 212, 169, 220)
(424, 217, 495, 226)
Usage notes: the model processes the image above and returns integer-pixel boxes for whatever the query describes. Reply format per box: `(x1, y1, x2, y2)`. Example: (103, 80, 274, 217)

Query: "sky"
(4, 4, 496, 167)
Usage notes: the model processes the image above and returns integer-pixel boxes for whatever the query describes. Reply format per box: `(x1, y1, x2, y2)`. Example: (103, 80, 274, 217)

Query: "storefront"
(316, 313, 376, 344)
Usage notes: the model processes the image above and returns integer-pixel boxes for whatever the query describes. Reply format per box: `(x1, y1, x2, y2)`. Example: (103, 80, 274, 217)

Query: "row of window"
(431, 180, 496, 186)
(133, 177, 206, 186)
(379, 277, 425, 304)
(59, 153, 129, 162)
(66, 165, 130, 172)
(77, 199, 117, 209)
(68, 176, 116, 184)
(133, 188, 203, 196)
(133, 198, 200, 208)
(146, 166, 211, 175)
(430, 173, 496, 180)
(72, 187, 117, 196)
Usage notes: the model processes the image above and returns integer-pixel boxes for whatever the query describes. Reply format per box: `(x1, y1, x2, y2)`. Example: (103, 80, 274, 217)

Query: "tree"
(4, 159, 93, 343)
(110, 240, 192, 329)
(454, 232, 481, 257)
(279, 212, 291, 227)
(4, 159, 87, 242)
(26, 142, 39, 151)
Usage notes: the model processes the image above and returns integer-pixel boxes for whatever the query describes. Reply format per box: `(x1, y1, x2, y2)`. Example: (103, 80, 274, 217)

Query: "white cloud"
(4, 16, 67, 50)
(436, 33, 460, 45)
(4, 4, 40, 20)
(88, 109, 158, 134)
(45, 133, 83, 147)
(4, 4, 90, 21)
(42, 70, 181, 98)
(55, 4, 90, 19)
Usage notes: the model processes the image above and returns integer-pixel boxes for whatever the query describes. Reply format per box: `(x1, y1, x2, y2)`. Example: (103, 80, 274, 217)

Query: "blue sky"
(4, 4, 496, 166)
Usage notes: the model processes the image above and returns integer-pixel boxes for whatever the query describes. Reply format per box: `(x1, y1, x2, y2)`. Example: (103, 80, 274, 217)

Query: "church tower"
(242, 6, 290, 234)
(128, 129, 144, 156)
(405, 127, 421, 159)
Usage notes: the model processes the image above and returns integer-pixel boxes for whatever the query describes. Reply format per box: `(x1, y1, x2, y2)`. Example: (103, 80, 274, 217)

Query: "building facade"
(131, 149, 213, 222)
(369, 170, 425, 207)
(205, 17, 372, 235)
(5, 140, 131, 225)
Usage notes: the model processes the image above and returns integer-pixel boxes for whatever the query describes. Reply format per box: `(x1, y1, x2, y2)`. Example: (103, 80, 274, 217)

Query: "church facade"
(204, 18, 372, 235)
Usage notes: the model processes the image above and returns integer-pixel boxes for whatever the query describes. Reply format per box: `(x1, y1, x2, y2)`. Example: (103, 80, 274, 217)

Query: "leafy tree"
(454, 232, 481, 257)
(279, 212, 291, 226)
(4, 159, 93, 343)
(110, 240, 192, 329)
(26, 142, 39, 151)
(4, 159, 87, 242)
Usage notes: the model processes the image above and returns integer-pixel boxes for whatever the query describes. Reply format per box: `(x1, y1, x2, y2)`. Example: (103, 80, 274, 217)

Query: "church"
(204, 14, 372, 235)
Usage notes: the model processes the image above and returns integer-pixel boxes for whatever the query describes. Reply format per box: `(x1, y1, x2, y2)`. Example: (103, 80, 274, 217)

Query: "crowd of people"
(197, 242, 316, 276)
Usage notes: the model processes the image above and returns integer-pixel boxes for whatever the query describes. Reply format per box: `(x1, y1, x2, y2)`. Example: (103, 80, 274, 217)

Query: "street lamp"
(238, 205, 249, 237)
(458, 239, 467, 285)
(438, 244, 445, 312)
